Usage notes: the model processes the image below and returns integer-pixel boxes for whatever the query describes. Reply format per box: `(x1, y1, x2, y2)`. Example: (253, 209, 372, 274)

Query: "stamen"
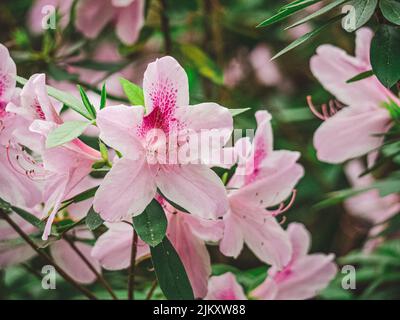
(271, 189, 297, 217)
(307, 96, 344, 120)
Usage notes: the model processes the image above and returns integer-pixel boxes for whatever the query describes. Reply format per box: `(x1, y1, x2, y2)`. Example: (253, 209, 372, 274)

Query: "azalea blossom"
(310, 28, 400, 164)
(204, 272, 247, 300)
(93, 56, 232, 221)
(75, 0, 145, 45)
(251, 223, 337, 300)
(344, 160, 400, 225)
(220, 111, 304, 269)
(0, 44, 42, 208)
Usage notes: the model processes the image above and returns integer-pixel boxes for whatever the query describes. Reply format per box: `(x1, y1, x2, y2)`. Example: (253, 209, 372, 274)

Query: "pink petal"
(310, 43, 398, 106)
(75, 0, 115, 39)
(167, 213, 212, 298)
(219, 211, 244, 258)
(50, 239, 100, 284)
(94, 158, 157, 221)
(96, 105, 145, 160)
(205, 273, 247, 300)
(91, 222, 150, 270)
(143, 56, 189, 115)
(0, 243, 36, 268)
(0, 43, 16, 102)
(156, 164, 228, 219)
(115, 0, 145, 45)
(313, 106, 391, 164)
(287, 223, 311, 261)
(355, 28, 373, 65)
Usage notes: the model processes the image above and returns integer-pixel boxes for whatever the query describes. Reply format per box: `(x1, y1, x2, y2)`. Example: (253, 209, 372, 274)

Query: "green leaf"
(285, 0, 347, 29)
(178, 44, 224, 85)
(370, 25, 400, 88)
(150, 237, 194, 300)
(257, 0, 321, 27)
(85, 208, 104, 231)
(64, 186, 99, 204)
(380, 0, 400, 25)
(16, 76, 92, 120)
(229, 108, 251, 117)
(272, 14, 344, 60)
(342, 0, 378, 32)
(100, 83, 107, 110)
(11, 206, 45, 229)
(120, 78, 145, 106)
(133, 199, 167, 247)
(78, 85, 96, 119)
(46, 121, 92, 148)
(346, 70, 374, 83)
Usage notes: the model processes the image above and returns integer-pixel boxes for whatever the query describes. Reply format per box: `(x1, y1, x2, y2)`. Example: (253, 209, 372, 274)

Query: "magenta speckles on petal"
(0, 101, 7, 119)
(34, 100, 46, 120)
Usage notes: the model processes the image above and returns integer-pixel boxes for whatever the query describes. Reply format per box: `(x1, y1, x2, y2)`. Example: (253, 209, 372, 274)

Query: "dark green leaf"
(346, 70, 374, 83)
(133, 199, 167, 247)
(272, 14, 344, 60)
(64, 186, 99, 204)
(380, 0, 400, 25)
(100, 83, 107, 110)
(78, 85, 96, 119)
(46, 121, 92, 148)
(257, 0, 321, 27)
(150, 237, 194, 300)
(370, 25, 400, 87)
(86, 208, 104, 231)
(11, 206, 45, 229)
(286, 0, 347, 29)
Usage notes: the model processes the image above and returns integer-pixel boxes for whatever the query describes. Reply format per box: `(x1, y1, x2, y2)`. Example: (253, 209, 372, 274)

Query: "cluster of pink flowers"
(0, 38, 338, 299)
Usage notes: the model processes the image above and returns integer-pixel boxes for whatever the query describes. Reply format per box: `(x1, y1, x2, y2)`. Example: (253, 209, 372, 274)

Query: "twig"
(0, 210, 97, 300)
(159, 0, 172, 54)
(146, 279, 158, 300)
(127, 229, 139, 300)
(64, 236, 118, 300)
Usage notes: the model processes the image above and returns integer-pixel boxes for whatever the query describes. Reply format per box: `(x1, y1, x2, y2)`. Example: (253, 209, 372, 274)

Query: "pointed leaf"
(86, 208, 104, 231)
(380, 0, 400, 25)
(78, 85, 97, 119)
(46, 121, 91, 148)
(150, 237, 194, 300)
(120, 78, 145, 106)
(133, 199, 167, 247)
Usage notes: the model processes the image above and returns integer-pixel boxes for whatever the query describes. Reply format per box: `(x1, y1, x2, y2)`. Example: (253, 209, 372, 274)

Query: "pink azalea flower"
(93, 56, 232, 221)
(204, 272, 247, 300)
(249, 44, 282, 87)
(91, 222, 150, 270)
(28, 0, 74, 34)
(0, 44, 42, 207)
(251, 223, 337, 300)
(220, 111, 304, 269)
(75, 0, 145, 45)
(344, 160, 400, 225)
(310, 28, 400, 164)
(7, 73, 101, 240)
(160, 197, 224, 299)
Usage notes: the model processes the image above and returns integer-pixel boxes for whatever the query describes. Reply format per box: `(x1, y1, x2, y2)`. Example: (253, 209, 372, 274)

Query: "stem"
(127, 229, 138, 300)
(64, 236, 118, 300)
(146, 280, 158, 300)
(159, 0, 172, 55)
(0, 210, 97, 300)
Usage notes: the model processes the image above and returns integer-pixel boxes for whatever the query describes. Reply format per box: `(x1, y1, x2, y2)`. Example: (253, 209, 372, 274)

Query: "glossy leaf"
(380, 0, 400, 25)
(120, 78, 145, 106)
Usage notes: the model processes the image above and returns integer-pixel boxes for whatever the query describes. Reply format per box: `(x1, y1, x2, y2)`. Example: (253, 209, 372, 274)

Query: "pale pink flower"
(220, 111, 304, 269)
(75, 0, 145, 45)
(251, 223, 337, 300)
(224, 57, 245, 89)
(344, 160, 400, 225)
(249, 44, 282, 87)
(93, 56, 232, 221)
(204, 272, 247, 300)
(28, 0, 74, 34)
(91, 222, 150, 270)
(310, 28, 399, 164)
(161, 197, 224, 298)
(0, 44, 42, 208)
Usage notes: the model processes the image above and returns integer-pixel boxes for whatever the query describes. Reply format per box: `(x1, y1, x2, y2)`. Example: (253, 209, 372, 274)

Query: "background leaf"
(46, 121, 91, 148)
